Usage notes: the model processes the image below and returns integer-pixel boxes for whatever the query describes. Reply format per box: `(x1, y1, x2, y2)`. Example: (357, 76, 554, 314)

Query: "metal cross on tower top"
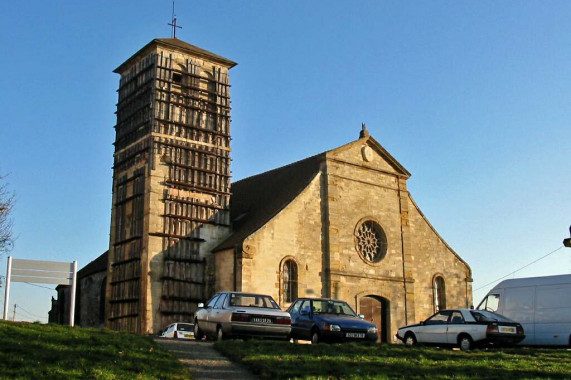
(168, 2, 182, 38)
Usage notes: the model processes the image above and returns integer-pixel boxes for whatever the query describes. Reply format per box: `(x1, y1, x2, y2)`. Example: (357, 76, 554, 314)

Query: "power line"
(22, 282, 58, 292)
(474, 245, 564, 293)
(16, 304, 47, 320)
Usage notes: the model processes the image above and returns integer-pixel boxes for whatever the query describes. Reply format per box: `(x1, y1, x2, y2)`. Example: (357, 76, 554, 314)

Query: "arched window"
(282, 260, 298, 303)
(434, 276, 446, 312)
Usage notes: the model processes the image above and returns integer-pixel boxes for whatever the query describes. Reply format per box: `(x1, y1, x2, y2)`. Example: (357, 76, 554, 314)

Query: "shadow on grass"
(215, 340, 571, 380)
(0, 321, 189, 380)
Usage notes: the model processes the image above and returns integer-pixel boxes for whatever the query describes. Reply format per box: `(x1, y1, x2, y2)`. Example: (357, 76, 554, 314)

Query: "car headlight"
(367, 326, 378, 334)
(330, 324, 341, 332)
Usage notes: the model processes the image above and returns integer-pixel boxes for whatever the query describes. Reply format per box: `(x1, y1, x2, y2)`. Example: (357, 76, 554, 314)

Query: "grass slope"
(215, 340, 571, 380)
(0, 321, 191, 380)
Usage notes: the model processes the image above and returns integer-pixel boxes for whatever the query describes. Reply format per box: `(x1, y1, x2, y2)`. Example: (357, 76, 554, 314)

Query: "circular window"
(355, 220, 388, 263)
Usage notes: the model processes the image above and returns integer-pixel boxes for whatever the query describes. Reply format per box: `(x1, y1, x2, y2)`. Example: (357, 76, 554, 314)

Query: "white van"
(477, 274, 571, 346)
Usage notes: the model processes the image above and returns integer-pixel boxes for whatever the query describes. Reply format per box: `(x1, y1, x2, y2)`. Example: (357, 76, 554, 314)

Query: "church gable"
(326, 126, 411, 178)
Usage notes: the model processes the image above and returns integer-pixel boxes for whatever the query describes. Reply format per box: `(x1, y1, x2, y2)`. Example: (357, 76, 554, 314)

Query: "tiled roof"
(78, 251, 108, 279)
(213, 153, 325, 252)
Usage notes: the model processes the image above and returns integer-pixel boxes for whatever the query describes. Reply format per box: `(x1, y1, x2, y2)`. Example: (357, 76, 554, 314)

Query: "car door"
(289, 300, 303, 338)
(446, 310, 466, 344)
(418, 311, 451, 344)
(295, 300, 314, 339)
(202, 294, 220, 334)
(164, 324, 174, 338)
(211, 293, 228, 329)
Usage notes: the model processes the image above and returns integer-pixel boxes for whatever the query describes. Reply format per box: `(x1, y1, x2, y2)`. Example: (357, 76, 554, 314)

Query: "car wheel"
(311, 329, 320, 344)
(404, 332, 417, 346)
(216, 326, 225, 342)
(458, 335, 473, 351)
(194, 322, 205, 340)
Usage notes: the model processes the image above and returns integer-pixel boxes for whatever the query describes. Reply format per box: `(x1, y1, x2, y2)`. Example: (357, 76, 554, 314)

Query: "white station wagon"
(396, 309, 525, 351)
(194, 291, 291, 341)
(160, 322, 195, 339)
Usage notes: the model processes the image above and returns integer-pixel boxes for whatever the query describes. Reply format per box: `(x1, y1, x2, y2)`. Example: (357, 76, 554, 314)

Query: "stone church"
(50, 37, 472, 341)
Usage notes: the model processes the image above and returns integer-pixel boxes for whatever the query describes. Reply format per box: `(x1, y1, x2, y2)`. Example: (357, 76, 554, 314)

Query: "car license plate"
(499, 326, 516, 334)
(346, 332, 365, 338)
(251, 317, 272, 323)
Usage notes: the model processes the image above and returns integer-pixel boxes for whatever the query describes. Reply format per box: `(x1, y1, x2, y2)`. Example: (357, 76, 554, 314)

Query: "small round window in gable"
(361, 146, 374, 162)
(355, 220, 388, 263)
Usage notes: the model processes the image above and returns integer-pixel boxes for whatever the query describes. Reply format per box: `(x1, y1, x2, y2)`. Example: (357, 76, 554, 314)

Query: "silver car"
(193, 291, 291, 341)
(396, 309, 525, 351)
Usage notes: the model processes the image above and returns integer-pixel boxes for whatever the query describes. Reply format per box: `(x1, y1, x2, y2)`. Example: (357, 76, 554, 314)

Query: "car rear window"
(177, 324, 193, 331)
(229, 294, 280, 309)
(470, 310, 514, 322)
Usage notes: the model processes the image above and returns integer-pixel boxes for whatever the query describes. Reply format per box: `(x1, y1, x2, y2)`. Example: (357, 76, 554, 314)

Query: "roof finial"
(168, 2, 182, 38)
(360, 123, 370, 139)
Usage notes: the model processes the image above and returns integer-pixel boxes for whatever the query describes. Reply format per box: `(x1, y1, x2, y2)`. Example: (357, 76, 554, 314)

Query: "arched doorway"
(359, 295, 390, 343)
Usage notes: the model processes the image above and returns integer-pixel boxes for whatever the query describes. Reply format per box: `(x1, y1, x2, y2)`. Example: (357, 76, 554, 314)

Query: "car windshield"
(470, 310, 514, 323)
(229, 294, 280, 309)
(312, 300, 356, 316)
(177, 323, 193, 331)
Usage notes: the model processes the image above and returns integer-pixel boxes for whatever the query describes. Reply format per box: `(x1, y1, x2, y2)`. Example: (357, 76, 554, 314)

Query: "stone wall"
(215, 248, 236, 292)
(240, 172, 325, 307)
(77, 271, 107, 328)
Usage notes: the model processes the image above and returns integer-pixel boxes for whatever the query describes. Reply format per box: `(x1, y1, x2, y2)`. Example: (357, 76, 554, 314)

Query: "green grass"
(214, 340, 571, 379)
(0, 320, 191, 380)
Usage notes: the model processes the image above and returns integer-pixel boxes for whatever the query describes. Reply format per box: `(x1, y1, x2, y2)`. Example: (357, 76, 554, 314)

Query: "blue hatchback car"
(287, 298, 378, 343)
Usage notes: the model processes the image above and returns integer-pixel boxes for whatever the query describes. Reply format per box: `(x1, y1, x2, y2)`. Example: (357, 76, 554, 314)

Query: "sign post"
(2, 256, 12, 320)
(69, 261, 78, 327)
(2, 257, 78, 326)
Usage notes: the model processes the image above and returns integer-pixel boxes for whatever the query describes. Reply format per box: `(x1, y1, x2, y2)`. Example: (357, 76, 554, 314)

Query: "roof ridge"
(234, 152, 326, 184)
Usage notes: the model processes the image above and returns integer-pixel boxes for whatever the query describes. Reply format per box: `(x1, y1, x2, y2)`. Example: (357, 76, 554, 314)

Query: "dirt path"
(155, 338, 257, 380)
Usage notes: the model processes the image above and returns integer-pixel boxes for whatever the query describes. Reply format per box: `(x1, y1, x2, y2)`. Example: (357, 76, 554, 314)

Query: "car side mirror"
(198, 303, 204, 308)
(358, 314, 365, 319)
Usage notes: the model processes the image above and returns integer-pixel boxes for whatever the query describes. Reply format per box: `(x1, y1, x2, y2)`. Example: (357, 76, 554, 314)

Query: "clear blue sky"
(1, 1, 569, 323)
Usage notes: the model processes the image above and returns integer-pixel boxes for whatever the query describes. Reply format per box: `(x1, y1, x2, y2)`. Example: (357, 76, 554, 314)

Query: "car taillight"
(174, 331, 178, 338)
(517, 325, 524, 334)
(486, 324, 499, 334)
(275, 317, 291, 325)
(231, 313, 250, 322)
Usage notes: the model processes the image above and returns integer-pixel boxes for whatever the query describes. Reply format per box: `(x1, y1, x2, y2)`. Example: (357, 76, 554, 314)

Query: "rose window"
(355, 220, 387, 263)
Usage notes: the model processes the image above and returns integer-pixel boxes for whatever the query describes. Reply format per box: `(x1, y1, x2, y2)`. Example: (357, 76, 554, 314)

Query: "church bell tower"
(106, 38, 237, 333)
